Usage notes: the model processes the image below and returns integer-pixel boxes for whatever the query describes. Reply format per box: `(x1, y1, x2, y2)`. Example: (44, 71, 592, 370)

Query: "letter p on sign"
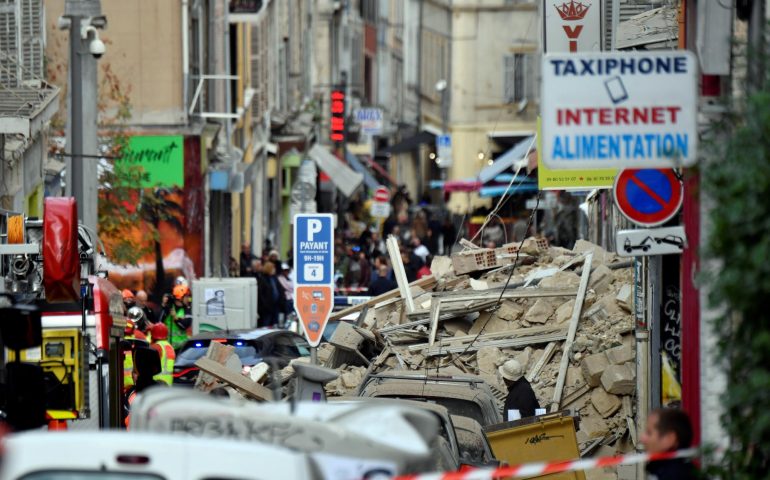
(308, 219, 322, 241)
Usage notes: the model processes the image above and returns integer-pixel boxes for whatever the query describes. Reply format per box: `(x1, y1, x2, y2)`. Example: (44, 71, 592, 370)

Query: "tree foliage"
(702, 85, 770, 477)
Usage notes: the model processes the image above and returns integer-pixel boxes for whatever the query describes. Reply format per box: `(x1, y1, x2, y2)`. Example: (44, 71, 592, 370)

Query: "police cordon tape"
(392, 448, 699, 480)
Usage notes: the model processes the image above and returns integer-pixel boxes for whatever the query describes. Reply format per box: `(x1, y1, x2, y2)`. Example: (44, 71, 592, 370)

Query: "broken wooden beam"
(387, 234, 416, 313)
(526, 341, 559, 382)
(550, 252, 593, 413)
(430, 287, 579, 304)
(328, 275, 436, 321)
(195, 357, 274, 402)
(409, 325, 567, 352)
(423, 330, 568, 356)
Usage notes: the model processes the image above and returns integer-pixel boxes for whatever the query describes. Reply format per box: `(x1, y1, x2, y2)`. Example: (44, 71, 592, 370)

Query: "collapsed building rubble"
(319, 237, 639, 461)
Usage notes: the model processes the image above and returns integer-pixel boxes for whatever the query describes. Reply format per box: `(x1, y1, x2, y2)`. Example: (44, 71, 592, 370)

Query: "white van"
(1, 430, 320, 480)
(129, 387, 439, 476)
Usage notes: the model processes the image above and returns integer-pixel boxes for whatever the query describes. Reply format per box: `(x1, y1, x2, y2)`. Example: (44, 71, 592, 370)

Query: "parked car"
(129, 387, 440, 477)
(0, 430, 322, 480)
(450, 414, 498, 467)
(332, 397, 462, 472)
(356, 371, 503, 426)
(173, 328, 310, 385)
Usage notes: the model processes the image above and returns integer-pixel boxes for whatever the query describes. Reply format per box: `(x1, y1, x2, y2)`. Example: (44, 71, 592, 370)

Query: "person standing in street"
(257, 261, 285, 327)
(160, 284, 192, 348)
(277, 263, 294, 327)
(368, 265, 398, 296)
(499, 359, 540, 419)
(149, 323, 175, 386)
(640, 408, 698, 480)
(240, 243, 258, 277)
(134, 290, 157, 325)
(123, 346, 164, 428)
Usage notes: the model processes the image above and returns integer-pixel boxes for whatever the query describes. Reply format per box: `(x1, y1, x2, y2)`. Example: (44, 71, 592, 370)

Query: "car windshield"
(176, 339, 260, 366)
(375, 395, 488, 426)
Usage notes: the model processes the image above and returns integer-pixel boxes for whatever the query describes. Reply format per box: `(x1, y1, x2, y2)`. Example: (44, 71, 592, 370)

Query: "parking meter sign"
(293, 214, 334, 346)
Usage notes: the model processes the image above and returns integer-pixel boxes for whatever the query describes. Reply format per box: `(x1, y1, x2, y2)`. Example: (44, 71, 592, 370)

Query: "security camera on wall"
(89, 36, 106, 59)
(81, 25, 105, 59)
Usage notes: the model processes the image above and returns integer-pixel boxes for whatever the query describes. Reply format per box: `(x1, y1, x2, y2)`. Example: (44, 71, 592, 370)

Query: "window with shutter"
(20, 0, 43, 81)
(504, 53, 536, 104)
(0, 0, 19, 86)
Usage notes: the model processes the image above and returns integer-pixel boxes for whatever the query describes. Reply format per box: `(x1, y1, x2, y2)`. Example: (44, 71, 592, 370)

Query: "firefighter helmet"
(127, 306, 145, 323)
(151, 322, 169, 341)
(172, 284, 190, 300)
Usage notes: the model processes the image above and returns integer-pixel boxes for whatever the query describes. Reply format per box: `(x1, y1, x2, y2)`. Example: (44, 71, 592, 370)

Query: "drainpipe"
(182, 0, 190, 122)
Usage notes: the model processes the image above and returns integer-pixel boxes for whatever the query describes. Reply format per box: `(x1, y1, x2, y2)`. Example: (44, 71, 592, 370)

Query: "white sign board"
(436, 134, 452, 168)
(543, 0, 603, 53)
(354, 108, 384, 135)
(542, 51, 698, 169)
(616, 226, 687, 257)
(370, 202, 391, 219)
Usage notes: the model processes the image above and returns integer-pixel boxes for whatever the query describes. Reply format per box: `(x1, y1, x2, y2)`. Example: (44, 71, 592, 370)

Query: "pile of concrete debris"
(319, 237, 638, 458)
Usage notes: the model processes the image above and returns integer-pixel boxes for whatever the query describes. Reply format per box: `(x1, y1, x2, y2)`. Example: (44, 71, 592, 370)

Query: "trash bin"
(483, 410, 585, 480)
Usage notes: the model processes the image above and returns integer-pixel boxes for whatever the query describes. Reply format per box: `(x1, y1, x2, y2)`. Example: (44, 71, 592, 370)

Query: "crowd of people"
(120, 278, 193, 425)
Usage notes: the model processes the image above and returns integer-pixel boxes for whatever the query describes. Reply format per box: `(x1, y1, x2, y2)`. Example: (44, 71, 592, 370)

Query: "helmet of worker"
(175, 276, 188, 287)
(499, 359, 524, 382)
(122, 289, 134, 300)
(150, 322, 169, 341)
(172, 284, 190, 300)
(127, 306, 145, 323)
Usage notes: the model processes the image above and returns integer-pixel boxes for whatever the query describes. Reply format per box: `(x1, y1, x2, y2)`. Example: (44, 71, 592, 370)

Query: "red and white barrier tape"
(394, 448, 699, 480)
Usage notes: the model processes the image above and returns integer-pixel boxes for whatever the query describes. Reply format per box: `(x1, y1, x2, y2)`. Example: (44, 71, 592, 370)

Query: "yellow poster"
(537, 117, 617, 190)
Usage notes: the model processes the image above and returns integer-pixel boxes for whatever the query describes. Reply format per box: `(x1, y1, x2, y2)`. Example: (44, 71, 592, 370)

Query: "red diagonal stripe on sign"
(630, 174, 667, 208)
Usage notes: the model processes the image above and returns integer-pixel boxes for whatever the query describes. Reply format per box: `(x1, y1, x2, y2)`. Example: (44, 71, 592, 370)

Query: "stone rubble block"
(615, 284, 634, 313)
(581, 352, 610, 387)
(605, 345, 634, 365)
(591, 388, 622, 418)
(539, 270, 581, 289)
(524, 299, 557, 324)
(600, 364, 636, 395)
(589, 264, 614, 294)
(554, 299, 576, 324)
(495, 300, 525, 321)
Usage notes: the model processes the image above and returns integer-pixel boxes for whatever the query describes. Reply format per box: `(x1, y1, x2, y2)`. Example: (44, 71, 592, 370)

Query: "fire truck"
(0, 198, 126, 430)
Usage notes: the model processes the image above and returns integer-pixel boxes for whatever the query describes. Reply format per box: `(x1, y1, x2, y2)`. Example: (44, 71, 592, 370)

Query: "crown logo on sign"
(554, 1, 590, 21)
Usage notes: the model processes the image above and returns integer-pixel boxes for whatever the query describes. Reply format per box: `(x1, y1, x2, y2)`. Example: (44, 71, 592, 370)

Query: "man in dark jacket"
(499, 359, 540, 419)
(368, 265, 397, 296)
(640, 408, 698, 480)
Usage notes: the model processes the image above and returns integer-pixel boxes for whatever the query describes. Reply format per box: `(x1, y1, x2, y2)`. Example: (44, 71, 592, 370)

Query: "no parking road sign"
(613, 169, 683, 227)
(293, 214, 334, 346)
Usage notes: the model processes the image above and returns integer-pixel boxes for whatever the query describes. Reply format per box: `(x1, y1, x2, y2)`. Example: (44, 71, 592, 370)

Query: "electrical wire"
(456, 192, 541, 358)
(469, 136, 537, 246)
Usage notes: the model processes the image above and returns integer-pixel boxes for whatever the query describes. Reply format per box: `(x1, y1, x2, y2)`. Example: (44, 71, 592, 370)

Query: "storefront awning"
(345, 152, 380, 191)
(308, 145, 364, 197)
(479, 182, 538, 198)
(477, 136, 535, 184)
(376, 131, 435, 155)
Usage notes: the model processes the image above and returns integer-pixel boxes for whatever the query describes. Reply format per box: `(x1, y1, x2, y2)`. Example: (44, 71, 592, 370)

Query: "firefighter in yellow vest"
(150, 323, 175, 386)
(123, 308, 148, 391)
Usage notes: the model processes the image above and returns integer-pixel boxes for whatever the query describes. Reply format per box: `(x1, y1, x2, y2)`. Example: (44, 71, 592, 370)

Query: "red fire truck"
(1, 198, 127, 430)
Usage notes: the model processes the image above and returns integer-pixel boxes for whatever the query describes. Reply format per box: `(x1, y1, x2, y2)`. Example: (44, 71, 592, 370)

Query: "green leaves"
(703, 77, 770, 477)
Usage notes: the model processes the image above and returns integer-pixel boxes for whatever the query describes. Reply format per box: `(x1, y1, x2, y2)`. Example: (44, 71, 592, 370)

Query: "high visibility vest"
(123, 352, 134, 390)
(164, 307, 188, 348)
(123, 334, 135, 390)
(153, 341, 175, 386)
